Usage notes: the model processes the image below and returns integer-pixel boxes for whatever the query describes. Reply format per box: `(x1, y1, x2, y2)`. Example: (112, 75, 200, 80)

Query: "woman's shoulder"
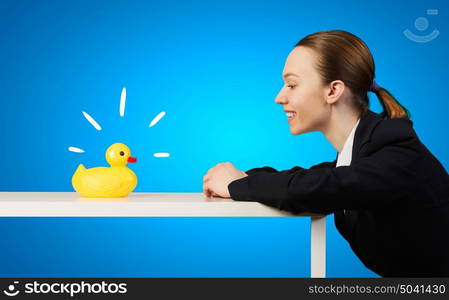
(359, 111, 419, 155)
(358, 110, 414, 141)
(372, 116, 416, 143)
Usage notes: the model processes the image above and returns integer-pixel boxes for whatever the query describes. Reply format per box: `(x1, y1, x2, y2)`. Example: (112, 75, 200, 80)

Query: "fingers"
(203, 178, 219, 198)
(203, 177, 212, 197)
(203, 172, 211, 197)
(203, 179, 210, 196)
(202, 162, 235, 197)
(203, 186, 211, 197)
(203, 179, 220, 197)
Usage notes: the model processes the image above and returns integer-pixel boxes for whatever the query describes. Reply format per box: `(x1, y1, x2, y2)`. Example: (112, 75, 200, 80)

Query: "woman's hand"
(203, 162, 248, 198)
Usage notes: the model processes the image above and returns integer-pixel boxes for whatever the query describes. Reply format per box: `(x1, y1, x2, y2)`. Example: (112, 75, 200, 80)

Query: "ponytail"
(370, 82, 410, 119)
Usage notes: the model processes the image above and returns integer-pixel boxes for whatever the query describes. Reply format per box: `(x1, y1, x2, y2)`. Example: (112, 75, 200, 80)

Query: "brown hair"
(295, 30, 410, 119)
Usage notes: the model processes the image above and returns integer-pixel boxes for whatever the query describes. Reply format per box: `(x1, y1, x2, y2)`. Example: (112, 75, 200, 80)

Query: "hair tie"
(369, 81, 381, 92)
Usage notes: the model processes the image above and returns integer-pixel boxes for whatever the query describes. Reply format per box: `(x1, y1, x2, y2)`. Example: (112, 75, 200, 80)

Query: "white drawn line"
(154, 152, 170, 157)
(149, 111, 166, 127)
(68, 146, 85, 153)
(120, 87, 126, 117)
(82, 111, 102, 130)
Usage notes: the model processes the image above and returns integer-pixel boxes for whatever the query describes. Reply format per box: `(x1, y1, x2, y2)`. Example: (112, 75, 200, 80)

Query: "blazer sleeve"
(229, 141, 420, 214)
(245, 161, 336, 175)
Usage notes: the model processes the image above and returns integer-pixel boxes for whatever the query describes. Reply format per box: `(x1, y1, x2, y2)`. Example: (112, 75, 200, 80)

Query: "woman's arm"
(245, 166, 280, 175)
(245, 161, 336, 175)
(228, 142, 423, 214)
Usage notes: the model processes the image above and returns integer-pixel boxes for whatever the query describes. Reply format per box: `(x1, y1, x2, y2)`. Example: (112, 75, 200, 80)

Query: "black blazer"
(228, 110, 449, 277)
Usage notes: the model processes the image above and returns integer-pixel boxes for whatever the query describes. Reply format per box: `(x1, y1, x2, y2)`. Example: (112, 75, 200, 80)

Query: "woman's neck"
(321, 108, 360, 153)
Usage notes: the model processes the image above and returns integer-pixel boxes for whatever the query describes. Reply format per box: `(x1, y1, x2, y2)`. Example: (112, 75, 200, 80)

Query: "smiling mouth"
(285, 111, 297, 121)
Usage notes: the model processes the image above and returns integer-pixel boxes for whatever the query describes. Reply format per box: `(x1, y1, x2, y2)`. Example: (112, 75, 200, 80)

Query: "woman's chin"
(289, 124, 310, 135)
(289, 126, 303, 135)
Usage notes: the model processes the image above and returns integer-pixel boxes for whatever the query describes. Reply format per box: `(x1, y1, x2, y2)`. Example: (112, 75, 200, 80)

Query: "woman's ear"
(324, 80, 345, 105)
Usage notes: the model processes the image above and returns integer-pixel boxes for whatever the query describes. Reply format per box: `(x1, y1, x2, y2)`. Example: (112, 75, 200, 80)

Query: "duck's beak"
(127, 157, 137, 163)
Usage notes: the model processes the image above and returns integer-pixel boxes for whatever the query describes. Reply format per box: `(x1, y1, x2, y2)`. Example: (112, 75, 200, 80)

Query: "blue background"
(0, 0, 448, 277)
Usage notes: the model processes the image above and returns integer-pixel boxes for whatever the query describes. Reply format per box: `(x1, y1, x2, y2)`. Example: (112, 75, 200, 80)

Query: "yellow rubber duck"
(72, 143, 138, 197)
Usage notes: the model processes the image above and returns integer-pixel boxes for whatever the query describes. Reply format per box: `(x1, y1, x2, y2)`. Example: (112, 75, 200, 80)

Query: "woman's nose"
(274, 86, 288, 104)
(275, 93, 288, 104)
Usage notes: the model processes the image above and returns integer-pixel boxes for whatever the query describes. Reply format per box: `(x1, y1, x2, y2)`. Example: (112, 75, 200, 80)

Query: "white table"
(0, 192, 326, 277)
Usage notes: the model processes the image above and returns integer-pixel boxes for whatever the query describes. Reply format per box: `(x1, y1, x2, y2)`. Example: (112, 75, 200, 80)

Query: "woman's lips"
(286, 111, 297, 122)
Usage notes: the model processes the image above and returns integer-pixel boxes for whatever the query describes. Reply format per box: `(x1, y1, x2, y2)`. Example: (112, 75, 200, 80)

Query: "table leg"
(310, 216, 326, 278)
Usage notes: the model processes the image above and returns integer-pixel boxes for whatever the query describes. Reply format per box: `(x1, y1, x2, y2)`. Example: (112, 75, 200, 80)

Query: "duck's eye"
(120, 151, 125, 156)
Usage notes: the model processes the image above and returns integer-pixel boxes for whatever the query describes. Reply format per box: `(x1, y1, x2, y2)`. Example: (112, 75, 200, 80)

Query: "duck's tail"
(72, 164, 86, 192)
(75, 164, 86, 174)
(72, 164, 86, 182)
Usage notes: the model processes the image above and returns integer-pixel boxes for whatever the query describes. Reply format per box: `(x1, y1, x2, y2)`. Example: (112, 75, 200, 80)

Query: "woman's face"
(275, 46, 330, 135)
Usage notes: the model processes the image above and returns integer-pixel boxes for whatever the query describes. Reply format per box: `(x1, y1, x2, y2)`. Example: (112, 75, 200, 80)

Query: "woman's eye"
(287, 84, 296, 89)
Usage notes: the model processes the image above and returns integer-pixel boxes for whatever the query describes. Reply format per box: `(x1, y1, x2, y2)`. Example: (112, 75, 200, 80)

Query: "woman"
(202, 30, 449, 277)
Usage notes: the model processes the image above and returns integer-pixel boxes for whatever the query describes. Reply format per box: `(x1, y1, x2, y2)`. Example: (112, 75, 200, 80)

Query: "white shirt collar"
(336, 119, 361, 167)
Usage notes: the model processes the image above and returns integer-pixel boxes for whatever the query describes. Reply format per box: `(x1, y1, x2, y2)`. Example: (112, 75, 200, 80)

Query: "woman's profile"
(202, 30, 449, 277)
